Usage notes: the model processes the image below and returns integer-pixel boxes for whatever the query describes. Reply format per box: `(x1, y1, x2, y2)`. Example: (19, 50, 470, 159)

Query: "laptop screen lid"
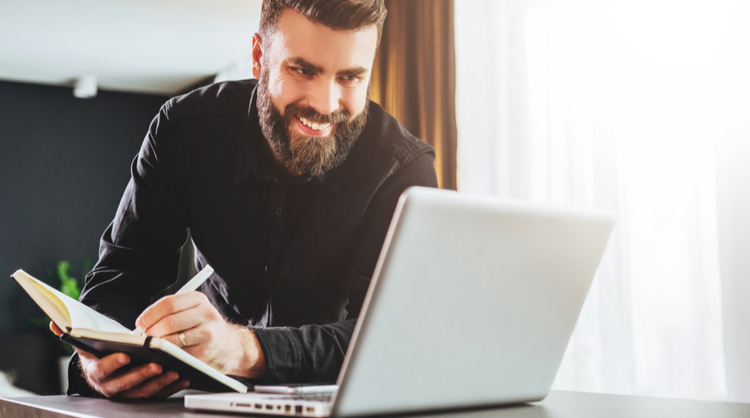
(331, 187, 615, 416)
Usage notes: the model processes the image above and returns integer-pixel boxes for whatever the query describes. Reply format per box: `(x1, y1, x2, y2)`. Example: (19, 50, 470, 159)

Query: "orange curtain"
(370, 0, 458, 190)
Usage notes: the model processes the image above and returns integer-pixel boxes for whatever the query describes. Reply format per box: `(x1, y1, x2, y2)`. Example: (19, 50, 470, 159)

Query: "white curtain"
(456, 0, 750, 400)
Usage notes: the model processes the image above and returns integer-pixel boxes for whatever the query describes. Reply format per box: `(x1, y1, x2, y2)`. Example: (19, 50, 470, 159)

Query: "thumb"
(49, 322, 97, 360)
(49, 321, 64, 336)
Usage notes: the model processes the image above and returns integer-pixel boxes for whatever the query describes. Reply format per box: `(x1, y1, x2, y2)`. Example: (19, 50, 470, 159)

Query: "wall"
(716, 118, 750, 403)
(0, 80, 168, 332)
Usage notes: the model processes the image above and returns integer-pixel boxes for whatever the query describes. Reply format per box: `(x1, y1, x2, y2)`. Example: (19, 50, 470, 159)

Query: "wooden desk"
(2, 390, 749, 418)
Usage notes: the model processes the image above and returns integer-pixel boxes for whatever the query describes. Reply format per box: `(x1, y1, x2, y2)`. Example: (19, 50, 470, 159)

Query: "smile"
(296, 117, 334, 136)
(299, 117, 331, 131)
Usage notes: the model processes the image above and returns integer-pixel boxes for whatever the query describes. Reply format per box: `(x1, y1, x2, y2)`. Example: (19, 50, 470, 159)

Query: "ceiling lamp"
(73, 76, 97, 99)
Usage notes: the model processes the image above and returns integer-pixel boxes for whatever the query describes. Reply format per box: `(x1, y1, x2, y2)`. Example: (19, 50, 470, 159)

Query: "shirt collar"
(316, 162, 345, 194)
(244, 81, 345, 194)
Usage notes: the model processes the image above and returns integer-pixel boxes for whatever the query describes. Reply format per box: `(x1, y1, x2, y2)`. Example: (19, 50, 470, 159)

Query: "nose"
(308, 79, 342, 116)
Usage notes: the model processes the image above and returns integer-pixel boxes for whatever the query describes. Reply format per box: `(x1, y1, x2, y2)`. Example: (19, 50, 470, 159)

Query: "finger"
(116, 371, 180, 400)
(50, 322, 97, 360)
(49, 321, 64, 336)
(136, 292, 205, 331)
(144, 310, 204, 339)
(96, 363, 162, 398)
(153, 379, 191, 399)
(86, 353, 131, 381)
(161, 326, 202, 349)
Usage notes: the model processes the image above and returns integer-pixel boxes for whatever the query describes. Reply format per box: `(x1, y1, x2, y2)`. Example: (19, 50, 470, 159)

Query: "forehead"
(270, 9, 378, 72)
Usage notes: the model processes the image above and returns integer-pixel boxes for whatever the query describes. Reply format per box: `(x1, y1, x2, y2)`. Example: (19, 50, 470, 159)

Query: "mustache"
(284, 103, 350, 125)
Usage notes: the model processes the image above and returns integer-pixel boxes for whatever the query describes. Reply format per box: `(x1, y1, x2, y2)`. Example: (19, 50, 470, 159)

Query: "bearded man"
(57, 0, 437, 398)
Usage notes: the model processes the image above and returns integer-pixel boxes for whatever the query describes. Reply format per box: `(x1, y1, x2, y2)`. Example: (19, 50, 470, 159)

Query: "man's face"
(252, 9, 379, 177)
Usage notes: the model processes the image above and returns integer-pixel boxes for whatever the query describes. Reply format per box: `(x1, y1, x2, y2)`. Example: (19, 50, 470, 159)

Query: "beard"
(256, 70, 369, 177)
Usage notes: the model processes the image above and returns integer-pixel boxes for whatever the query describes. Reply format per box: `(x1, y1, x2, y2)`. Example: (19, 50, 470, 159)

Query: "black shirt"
(69, 79, 437, 395)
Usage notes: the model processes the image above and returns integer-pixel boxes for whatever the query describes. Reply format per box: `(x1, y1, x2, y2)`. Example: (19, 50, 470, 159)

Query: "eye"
(294, 67, 315, 77)
(339, 75, 360, 85)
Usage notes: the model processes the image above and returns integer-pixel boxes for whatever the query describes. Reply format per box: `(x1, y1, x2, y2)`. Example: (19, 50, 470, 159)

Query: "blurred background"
(1, 0, 749, 404)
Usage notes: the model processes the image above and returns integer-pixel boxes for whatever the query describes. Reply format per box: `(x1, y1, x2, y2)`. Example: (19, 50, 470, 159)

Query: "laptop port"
(295, 405, 303, 413)
(237, 403, 252, 408)
(255, 404, 263, 409)
(285, 405, 292, 412)
(307, 407, 315, 413)
(266, 404, 274, 410)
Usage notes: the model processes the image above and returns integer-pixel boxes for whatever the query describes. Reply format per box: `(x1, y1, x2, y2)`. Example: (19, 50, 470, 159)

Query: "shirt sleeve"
(68, 103, 191, 395)
(251, 150, 439, 384)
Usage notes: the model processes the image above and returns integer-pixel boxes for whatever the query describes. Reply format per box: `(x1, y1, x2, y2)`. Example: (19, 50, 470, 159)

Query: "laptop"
(185, 187, 615, 417)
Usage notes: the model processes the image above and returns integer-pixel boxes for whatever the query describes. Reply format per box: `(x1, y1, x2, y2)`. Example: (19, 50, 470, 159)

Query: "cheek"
(267, 72, 306, 114)
(342, 85, 368, 118)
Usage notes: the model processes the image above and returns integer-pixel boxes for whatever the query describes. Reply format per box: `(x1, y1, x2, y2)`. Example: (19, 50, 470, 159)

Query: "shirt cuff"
(251, 327, 305, 384)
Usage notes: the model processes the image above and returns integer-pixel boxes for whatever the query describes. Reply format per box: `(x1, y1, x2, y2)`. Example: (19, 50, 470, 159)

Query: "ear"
(252, 33, 263, 80)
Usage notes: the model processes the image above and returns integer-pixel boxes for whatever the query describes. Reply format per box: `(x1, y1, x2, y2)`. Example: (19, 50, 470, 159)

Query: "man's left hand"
(135, 292, 267, 379)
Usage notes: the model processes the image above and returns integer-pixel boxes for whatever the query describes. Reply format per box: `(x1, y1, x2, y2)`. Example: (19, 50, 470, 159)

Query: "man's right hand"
(50, 322, 190, 398)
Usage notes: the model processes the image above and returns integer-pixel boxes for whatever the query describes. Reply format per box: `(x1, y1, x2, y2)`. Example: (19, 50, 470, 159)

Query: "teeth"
(299, 118, 330, 131)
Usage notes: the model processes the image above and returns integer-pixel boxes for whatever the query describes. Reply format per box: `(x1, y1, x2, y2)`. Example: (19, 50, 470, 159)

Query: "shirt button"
(274, 207, 283, 216)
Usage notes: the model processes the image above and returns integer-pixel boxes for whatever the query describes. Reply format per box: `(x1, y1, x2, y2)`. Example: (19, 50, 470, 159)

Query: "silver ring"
(179, 333, 187, 348)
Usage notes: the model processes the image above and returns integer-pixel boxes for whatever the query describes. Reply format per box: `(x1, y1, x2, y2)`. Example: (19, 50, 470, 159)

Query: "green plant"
(56, 261, 82, 301)
(47, 258, 92, 301)
(30, 259, 93, 354)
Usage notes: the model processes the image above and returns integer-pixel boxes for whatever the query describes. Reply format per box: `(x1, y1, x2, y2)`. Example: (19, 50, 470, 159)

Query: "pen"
(130, 265, 214, 336)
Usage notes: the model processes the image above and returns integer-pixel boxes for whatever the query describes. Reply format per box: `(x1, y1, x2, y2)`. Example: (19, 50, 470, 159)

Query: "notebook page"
(22, 270, 131, 334)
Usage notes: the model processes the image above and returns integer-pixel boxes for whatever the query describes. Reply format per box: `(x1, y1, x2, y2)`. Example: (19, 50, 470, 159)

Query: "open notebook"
(11, 269, 247, 393)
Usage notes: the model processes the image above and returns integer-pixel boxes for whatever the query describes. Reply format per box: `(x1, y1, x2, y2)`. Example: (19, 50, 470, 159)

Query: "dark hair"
(259, 0, 387, 47)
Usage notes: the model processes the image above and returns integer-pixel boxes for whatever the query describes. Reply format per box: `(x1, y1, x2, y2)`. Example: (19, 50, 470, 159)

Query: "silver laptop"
(185, 187, 615, 417)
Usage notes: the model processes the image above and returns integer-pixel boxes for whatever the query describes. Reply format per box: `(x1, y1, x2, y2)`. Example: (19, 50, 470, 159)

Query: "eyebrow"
(283, 57, 369, 78)
(284, 57, 324, 74)
(337, 67, 369, 78)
